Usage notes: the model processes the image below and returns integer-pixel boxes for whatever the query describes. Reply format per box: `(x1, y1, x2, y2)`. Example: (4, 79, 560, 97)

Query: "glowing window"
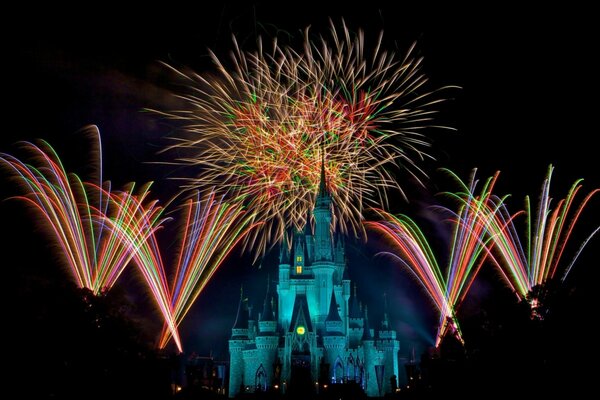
(296, 326, 305, 335)
(296, 256, 302, 262)
(296, 265, 302, 274)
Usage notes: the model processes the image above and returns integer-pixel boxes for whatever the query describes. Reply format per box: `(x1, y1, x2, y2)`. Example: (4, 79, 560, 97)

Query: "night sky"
(2, 3, 598, 365)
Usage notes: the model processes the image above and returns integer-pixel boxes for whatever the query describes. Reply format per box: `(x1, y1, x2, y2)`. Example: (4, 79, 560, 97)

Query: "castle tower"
(229, 157, 402, 397)
(323, 290, 346, 383)
(255, 277, 279, 392)
(348, 285, 364, 348)
(361, 305, 382, 396)
(313, 159, 332, 262)
(376, 294, 400, 395)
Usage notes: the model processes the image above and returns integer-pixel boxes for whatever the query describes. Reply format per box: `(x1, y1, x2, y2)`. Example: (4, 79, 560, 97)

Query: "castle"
(229, 166, 400, 397)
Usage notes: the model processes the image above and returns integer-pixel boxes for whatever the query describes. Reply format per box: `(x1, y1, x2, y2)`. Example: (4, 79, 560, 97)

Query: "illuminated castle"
(228, 165, 400, 397)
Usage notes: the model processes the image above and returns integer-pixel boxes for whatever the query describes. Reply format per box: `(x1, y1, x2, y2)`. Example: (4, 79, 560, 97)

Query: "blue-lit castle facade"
(229, 169, 400, 397)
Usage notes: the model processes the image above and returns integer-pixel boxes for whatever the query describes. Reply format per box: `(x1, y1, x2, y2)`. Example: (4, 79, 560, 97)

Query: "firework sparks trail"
(99, 186, 184, 351)
(105, 188, 259, 352)
(156, 190, 261, 348)
(156, 21, 454, 259)
(366, 210, 452, 345)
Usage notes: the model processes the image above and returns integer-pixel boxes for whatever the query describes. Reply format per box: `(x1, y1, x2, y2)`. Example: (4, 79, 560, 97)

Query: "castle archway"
(347, 354, 355, 381)
(255, 364, 267, 392)
(333, 356, 344, 383)
(290, 350, 312, 395)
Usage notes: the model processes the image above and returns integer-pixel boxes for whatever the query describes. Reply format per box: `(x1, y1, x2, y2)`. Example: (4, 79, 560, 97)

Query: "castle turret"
(350, 285, 362, 320)
(348, 285, 364, 348)
(232, 287, 249, 338)
(280, 240, 291, 265)
(278, 241, 291, 330)
(229, 288, 249, 397)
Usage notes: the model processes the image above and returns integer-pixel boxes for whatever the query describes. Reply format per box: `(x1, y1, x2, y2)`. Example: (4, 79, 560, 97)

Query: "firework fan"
(0, 126, 167, 295)
(481, 165, 599, 302)
(157, 20, 451, 258)
(367, 169, 504, 345)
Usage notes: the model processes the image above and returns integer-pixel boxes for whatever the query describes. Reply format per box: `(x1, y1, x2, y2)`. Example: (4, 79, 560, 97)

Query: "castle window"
(296, 256, 302, 262)
(296, 326, 305, 335)
(296, 265, 302, 274)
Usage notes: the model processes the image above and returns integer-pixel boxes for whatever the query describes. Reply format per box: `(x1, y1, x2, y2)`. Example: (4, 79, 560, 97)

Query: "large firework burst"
(157, 21, 451, 257)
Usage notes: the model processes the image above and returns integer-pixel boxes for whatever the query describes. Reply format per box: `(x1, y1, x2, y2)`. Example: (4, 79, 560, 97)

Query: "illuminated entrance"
(289, 322, 312, 395)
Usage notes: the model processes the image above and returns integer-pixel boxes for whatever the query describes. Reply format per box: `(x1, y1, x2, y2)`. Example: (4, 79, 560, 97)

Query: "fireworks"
(104, 189, 259, 352)
(157, 191, 260, 348)
(1, 125, 262, 352)
(157, 21, 451, 258)
(106, 189, 259, 352)
(0, 126, 166, 295)
(100, 187, 183, 351)
(484, 165, 599, 302)
(99, 188, 260, 352)
(2, 17, 596, 362)
(367, 209, 452, 345)
(367, 169, 503, 345)
(0, 127, 182, 350)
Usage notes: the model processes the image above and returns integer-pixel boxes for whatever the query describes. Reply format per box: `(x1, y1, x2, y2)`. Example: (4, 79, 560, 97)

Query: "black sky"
(2, 3, 598, 358)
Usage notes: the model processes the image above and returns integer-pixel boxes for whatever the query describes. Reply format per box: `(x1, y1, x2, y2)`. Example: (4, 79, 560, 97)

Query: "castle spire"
(304, 209, 313, 236)
(349, 283, 361, 318)
(362, 305, 373, 340)
(325, 290, 342, 322)
(279, 239, 290, 264)
(381, 292, 390, 329)
(313, 150, 333, 261)
(260, 275, 275, 322)
(315, 149, 332, 210)
(233, 286, 248, 330)
(318, 150, 327, 197)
